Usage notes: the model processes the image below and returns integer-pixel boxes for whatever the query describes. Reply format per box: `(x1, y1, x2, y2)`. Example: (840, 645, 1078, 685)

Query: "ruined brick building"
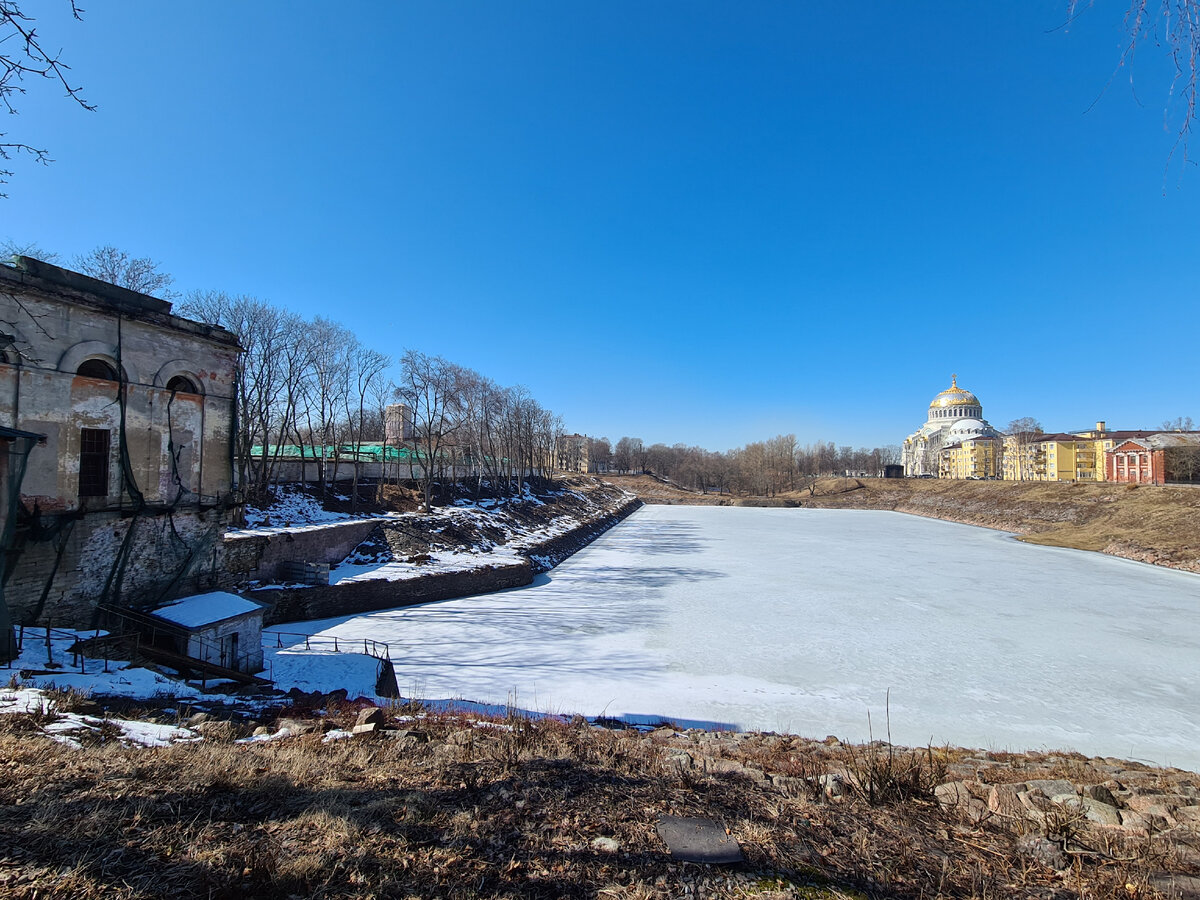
(0, 256, 242, 643)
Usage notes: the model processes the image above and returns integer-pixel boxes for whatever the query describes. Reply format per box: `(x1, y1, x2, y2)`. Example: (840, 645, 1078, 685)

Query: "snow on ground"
(265, 505, 1200, 772)
(0, 685, 202, 749)
(323, 493, 613, 586)
(5, 627, 211, 701)
(228, 484, 398, 537)
(261, 648, 384, 699)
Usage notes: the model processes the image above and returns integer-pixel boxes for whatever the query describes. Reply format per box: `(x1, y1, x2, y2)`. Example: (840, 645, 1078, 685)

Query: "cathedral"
(902, 376, 1001, 476)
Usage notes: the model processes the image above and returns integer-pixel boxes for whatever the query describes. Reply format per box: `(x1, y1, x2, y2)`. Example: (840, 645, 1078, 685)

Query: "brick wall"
(7, 506, 235, 627)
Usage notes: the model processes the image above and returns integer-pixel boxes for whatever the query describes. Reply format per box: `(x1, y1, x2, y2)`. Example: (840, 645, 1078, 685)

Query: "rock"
(1084, 783, 1118, 806)
(1017, 790, 1050, 823)
(1175, 806, 1200, 825)
(186, 712, 210, 725)
(1015, 834, 1069, 870)
(355, 707, 386, 728)
(590, 836, 620, 853)
(988, 783, 1029, 818)
(665, 751, 694, 771)
(655, 816, 743, 864)
(818, 773, 847, 798)
(1049, 794, 1123, 826)
(252, 725, 272, 736)
(276, 717, 316, 736)
(352, 722, 380, 736)
(387, 728, 428, 743)
(1025, 779, 1076, 798)
(935, 782, 973, 809)
(1119, 810, 1172, 832)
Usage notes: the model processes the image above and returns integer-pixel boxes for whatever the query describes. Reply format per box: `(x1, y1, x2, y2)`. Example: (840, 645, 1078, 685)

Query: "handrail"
(266, 629, 391, 661)
(96, 603, 262, 677)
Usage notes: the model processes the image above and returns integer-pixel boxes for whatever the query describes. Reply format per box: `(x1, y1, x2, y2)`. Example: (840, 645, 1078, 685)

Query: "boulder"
(356, 706, 386, 727)
(1025, 779, 1076, 798)
(352, 722, 380, 736)
(988, 783, 1029, 818)
(1049, 794, 1122, 826)
(1084, 783, 1118, 806)
(935, 782, 973, 810)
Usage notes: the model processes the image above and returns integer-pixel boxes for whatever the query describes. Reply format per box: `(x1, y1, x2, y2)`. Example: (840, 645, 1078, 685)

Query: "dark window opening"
(166, 375, 198, 394)
(79, 428, 111, 497)
(76, 359, 119, 381)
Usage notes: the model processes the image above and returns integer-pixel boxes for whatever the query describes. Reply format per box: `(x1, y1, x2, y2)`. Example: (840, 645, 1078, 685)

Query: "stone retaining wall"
(251, 495, 643, 626)
(523, 496, 642, 572)
(223, 519, 381, 583)
(254, 561, 534, 625)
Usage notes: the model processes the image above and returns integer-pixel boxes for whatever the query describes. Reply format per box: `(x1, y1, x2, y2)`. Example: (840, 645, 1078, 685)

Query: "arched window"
(76, 359, 119, 381)
(166, 375, 199, 394)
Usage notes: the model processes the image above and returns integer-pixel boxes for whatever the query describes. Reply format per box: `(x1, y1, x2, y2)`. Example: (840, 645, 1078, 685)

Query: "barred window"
(79, 428, 110, 497)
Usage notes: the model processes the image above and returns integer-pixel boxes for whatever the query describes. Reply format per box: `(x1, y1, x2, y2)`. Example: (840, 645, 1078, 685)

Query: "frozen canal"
(268, 505, 1200, 771)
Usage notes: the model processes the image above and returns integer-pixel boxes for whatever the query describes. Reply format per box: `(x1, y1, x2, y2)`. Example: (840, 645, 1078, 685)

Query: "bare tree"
(397, 351, 465, 512)
(344, 345, 390, 513)
(1, 239, 58, 262)
(74, 245, 176, 298)
(1069, 1, 1200, 164)
(0, 2, 94, 197)
(1006, 417, 1044, 482)
(1160, 416, 1196, 431)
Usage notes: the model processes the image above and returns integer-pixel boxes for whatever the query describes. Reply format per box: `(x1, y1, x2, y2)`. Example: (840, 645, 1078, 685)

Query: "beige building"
(0, 256, 242, 633)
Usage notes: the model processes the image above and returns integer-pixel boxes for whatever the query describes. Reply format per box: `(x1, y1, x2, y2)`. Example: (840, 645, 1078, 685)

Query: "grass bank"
(1, 697, 1197, 899)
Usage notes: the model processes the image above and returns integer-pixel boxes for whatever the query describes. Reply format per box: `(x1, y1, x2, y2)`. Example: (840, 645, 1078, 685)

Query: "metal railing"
(266, 630, 392, 661)
(96, 603, 264, 680)
(3, 625, 134, 674)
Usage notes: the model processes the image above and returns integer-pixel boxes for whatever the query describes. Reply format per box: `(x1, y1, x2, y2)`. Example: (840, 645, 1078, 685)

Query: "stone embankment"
(653, 729, 1200, 885)
(247, 490, 642, 626)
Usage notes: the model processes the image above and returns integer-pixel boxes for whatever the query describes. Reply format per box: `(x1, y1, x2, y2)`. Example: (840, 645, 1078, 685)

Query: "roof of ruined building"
(0, 257, 240, 348)
(153, 592, 263, 629)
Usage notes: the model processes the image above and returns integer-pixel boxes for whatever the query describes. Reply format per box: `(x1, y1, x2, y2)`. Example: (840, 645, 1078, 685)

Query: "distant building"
(0, 256, 242, 632)
(1106, 433, 1200, 484)
(556, 433, 607, 474)
(902, 376, 1001, 477)
(939, 437, 1001, 480)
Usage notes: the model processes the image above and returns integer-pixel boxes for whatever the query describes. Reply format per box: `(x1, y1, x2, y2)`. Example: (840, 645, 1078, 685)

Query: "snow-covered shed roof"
(153, 592, 263, 629)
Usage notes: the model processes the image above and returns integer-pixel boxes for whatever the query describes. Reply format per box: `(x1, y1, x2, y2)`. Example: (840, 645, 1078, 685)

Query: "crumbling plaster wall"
(0, 261, 242, 626)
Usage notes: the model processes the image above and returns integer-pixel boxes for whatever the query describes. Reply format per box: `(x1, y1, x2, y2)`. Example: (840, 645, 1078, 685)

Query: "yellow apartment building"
(939, 437, 1001, 479)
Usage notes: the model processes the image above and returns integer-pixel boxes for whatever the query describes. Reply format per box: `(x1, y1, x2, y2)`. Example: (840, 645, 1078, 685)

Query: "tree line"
(2, 242, 566, 512)
(178, 294, 565, 512)
(594, 435, 902, 496)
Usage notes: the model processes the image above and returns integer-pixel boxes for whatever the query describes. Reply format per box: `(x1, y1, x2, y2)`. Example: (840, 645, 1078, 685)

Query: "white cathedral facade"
(902, 375, 1001, 476)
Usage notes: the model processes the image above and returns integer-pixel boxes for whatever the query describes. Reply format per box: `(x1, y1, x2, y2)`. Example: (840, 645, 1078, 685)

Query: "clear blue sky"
(4, 2, 1197, 450)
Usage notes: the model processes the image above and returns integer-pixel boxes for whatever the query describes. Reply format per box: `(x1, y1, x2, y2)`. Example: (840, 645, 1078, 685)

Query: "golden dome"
(929, 374, 980, 409)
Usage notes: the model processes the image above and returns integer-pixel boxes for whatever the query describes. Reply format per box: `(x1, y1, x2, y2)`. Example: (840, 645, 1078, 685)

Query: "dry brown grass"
(0, 705, 1194, 899)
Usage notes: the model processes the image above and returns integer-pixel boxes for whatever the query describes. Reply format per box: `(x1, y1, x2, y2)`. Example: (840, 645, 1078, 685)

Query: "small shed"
(153, 592, 265, 674)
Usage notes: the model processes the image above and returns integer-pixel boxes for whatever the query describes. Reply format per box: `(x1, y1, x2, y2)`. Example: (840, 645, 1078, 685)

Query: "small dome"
(929, 374, 979, 409)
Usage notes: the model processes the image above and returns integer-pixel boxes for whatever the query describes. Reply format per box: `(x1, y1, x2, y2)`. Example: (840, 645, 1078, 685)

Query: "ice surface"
(268, 506, 1200, 771)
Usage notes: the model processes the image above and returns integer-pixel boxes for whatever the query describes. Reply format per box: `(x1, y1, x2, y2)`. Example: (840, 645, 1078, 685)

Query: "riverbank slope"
(1, 695, 1197, 899)
(607, 474, 1200, 573)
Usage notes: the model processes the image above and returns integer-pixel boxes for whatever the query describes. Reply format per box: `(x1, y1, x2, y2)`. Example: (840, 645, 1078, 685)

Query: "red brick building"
(1106, 434, 1200, 484)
